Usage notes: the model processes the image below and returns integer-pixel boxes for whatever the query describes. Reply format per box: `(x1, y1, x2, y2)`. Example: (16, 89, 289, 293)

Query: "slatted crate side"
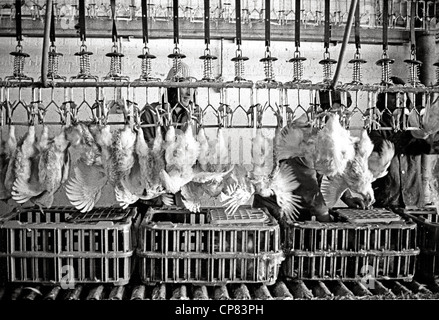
(138, 253, 283, 286)
(395, 207, 439, 280)
(140, 207, 280, 255)
(138, 207, 283, 285)
(283, 250, 418, 281)
(0, 206, 139, 285)
(281, 220, 418, 253)
(1, 207, 137, 255)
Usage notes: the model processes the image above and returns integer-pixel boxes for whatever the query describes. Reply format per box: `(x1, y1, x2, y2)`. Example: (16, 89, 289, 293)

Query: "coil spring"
(381, 61, 392, 84)
(79, 52, 91, 76)
(48, 53, 58, 77)
(292, 59, 304, 82)
(109, 55, 122, 76)
(234, 58, 245, 80)
(232, 49, 248, 82)
(319, 51, 337, 83)
(349, 51, 366, 84)
(263, 59, 275, 81)
(13, 54, 26, 78)
(323, 62, 333, 82)
(260, 49, 277, 82)
(436, 63, 439, 85)
(375, 51, 394, 85)
(406, 61, 421, 86)
(47, 45, 61, 79)
(173, 55, 183, 79)
(140, 55, 152, 79)
(203, 58, 214, 81)
(351, 61, 362, 83)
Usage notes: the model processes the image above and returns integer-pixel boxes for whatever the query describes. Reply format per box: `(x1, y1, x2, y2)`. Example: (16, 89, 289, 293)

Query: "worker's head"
(318, 90, 352, 111)
(166, 62, 195, 108)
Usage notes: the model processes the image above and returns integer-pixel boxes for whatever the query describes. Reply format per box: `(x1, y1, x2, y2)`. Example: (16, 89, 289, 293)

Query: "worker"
(137, 62, 200, 210)
(141, 62, 200, 141)
(368, 76, 431, 210)
(253, 89, 363, 223)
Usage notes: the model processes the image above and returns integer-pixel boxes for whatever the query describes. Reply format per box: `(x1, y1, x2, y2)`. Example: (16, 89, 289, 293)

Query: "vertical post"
(331, 0, 358, 87)
(41, 0, 53, 87)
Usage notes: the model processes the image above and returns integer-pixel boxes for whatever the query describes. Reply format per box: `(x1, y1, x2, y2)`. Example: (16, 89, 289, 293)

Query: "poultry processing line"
(1, 0, 439, 291)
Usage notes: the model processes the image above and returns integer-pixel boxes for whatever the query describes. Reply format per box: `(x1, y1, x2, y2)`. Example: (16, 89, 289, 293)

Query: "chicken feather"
(221, 127, 302, 219)
(410, 94, 439, 140)
(65, 124, 113, 212)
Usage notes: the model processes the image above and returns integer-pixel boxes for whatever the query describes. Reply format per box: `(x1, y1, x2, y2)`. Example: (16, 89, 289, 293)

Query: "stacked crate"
(281, 208, 420, 281)
(0, 206, 139, 286)
(395, 206, 439, 281)
(136, 206, 284, 285)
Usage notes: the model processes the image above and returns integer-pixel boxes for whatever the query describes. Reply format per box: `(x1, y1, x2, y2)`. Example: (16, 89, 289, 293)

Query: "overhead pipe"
(331, 0, 359, 88)
(41, 0, 53, 87)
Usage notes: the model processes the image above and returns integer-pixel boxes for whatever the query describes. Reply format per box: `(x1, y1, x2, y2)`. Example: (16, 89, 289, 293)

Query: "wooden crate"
(0, 206, 139, 286)
(281, 208, 419, 281)
(395, 206, 439, 281)
(136, 206, 284, 286)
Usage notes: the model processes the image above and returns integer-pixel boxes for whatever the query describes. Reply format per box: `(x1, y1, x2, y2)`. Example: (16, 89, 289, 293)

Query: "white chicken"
(180, 127, 235, 212)
(11, 125, 81, 209)
(220, 128, 302, 221)
(7, 125, 38, 202)
(274, 112, 395, 212)
(409, 93, 439, 141)
(147, 124, 171, 202)
(117, 125, 171, 208)
(320, 129, 395, 208)
(110, 124, 138, 208)
(65, 123, 113, 212)
(0, 125, 17, 201)
(160, 124, 200, 195)
(277, 113, 356, 178)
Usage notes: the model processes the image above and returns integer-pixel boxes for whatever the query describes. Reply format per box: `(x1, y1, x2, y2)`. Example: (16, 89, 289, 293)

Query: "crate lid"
(66, 207, 133, 223)
(335, 208, 404, 223)
(209, 207, 269, 225)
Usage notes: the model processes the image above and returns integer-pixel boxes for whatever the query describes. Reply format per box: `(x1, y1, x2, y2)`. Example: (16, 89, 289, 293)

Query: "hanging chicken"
(0, 125, 17, 201)
(277, 113, 357, 178)
(320, 129, 395, 208)
(11, 125, 81, 209)
(220, 127, 302, 221)
(147, 123, 172, 202)
(180, 126, 235, 212)
(160, 123, 200, 195)
(409, 93, 439, 141)
(6, 125, 39, 205)
(114, 105, 174, 209)
(116, 124, 171, 208)
(275, 112, 395, 212)
(110, 123, 138, 208)
(64, 122, 113, 212)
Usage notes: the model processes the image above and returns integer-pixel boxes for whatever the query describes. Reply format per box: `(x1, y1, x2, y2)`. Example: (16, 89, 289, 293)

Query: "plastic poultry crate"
(394, 206, 439, 281)
(0, 206, 140, 286)
(281, 208, 419, 281)
(136, 206, 284, 286)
